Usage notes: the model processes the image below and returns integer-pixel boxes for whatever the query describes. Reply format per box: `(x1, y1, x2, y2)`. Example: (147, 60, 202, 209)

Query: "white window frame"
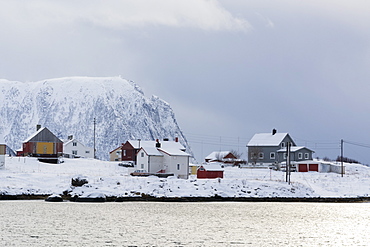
(281, 142, 285, 148)
(298, 153, 303, 159)
(251, 152, 256, 159)
(304, 153, 309, 159)
(270, 152, 275, 159)
(258, 152, 264, 160)
(72, 150, 77, 155)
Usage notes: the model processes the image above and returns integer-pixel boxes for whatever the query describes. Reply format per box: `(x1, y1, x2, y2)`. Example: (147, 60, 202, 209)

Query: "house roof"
(133, 140, 190, 157)
(141, 146, 163, 156)
(277, 146, 315, 153)
(247, 133, 291, 146)
(23, 127, 62, 143)
(23, 127, 45, 142)
(158, 147, 190, 156)
(128, 140, 186, 151)
(63, 138, 92, 149)
(109, 146, 122, 154)
(205, 151, 232, 160)
(63, 138, 81, 146)
(199, 164, 224, 171)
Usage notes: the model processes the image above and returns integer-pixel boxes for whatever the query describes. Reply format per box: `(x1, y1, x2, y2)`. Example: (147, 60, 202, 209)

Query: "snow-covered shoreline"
(1, 157, 369, 201)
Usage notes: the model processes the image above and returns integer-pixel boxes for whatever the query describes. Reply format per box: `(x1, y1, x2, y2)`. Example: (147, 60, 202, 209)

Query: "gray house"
(247, 129, 314, 165)
(277, 146, 314, 162)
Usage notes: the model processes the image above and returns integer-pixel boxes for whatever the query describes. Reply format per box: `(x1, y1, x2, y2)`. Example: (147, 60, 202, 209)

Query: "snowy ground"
(0, 156, 369, 198)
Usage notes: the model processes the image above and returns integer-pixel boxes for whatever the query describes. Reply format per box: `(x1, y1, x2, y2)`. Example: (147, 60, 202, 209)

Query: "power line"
(343, 140, 370, 149)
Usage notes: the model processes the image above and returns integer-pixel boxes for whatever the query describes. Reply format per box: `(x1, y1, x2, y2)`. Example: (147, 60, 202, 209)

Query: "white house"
(136, 140, 191, 179)
(63, 136, 94, 159)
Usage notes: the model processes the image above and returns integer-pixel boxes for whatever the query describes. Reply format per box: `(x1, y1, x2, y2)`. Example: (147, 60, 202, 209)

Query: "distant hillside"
(0, 76, 191, 160)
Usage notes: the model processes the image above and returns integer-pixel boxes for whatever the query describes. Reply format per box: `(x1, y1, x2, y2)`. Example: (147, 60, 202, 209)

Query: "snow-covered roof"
(277, 146, 314, 153)
(63, 138, 92, 149)
(247, 133, 290, 146)
(63, 138, 80, 146)
(141, 146, 163, 156)
(23, 127, 46, 142)
(205, 151, 231, 160)
(128, 140, 185, 151)
(158, 148, 190, 156)
(23, 127, 62, 143)
(134, 140, 190, 157)
(200, 164, 224, 171)
(109, 146, 121, 153)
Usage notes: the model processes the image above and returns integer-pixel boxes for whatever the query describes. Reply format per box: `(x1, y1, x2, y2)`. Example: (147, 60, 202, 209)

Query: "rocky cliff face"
(0, 76, 190, 160)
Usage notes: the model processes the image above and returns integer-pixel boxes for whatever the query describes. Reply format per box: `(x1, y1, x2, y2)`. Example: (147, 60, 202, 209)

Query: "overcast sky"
(1, 0, 370, 163)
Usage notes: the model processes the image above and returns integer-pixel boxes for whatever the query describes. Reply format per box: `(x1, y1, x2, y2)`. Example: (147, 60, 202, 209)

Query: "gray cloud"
(1, 0, 370, 163)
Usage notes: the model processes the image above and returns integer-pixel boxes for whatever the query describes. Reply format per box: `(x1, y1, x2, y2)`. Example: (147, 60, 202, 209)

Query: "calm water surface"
(0, 201, 369, 246)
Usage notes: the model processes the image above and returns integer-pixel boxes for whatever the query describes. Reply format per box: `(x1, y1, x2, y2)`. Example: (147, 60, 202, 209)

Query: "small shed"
(197, 165, 224, 179)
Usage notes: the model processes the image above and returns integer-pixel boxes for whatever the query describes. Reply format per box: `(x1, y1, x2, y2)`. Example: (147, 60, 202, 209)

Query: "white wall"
(64, 139, 94, 159)
(164, 154, 189, 179)
(0, 155, 4, 169)
(136, 149, 149, 170)
(148, 156, 164, 173)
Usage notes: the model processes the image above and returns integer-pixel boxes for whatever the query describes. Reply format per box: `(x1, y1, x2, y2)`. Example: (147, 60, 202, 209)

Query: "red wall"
(197, 170, 224, 179)
(121, 142, 138, 162)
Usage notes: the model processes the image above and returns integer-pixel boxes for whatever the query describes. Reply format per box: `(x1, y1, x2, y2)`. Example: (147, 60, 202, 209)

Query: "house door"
(298, 164, 308, 172)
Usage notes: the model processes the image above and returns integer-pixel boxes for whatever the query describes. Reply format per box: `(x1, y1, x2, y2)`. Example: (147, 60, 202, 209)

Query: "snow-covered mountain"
(0, 76, 191, 160)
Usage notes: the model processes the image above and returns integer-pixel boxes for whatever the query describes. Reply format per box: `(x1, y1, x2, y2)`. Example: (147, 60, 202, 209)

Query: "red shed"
(20, 126, 63, 158)
(197, 165, 224, 179)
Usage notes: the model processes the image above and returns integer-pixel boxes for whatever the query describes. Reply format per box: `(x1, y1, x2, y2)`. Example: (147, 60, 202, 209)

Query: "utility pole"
(93, 118, 96, 159)
(286, 142, 291, 184)
(341, 139, 344, 177)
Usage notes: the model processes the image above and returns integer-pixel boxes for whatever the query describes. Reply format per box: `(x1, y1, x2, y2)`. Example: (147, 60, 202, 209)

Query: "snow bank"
(1, 157, 369, 199)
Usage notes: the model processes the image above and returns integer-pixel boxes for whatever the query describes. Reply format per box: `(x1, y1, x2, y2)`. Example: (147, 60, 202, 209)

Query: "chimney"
(272, 129, 277, 135)
(175, 137, 179, 142)
(36, 124, 41, 131)
(156, 139, 161, 148)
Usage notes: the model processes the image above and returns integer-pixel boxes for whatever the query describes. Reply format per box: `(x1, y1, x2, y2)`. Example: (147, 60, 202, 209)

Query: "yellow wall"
(0, 144, 5, 155)
(36, 142, 54, 154)
(190, 165, 198, 175)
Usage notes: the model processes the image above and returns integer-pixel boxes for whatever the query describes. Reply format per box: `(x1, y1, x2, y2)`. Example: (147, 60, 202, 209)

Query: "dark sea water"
(0, 201, 369, 246)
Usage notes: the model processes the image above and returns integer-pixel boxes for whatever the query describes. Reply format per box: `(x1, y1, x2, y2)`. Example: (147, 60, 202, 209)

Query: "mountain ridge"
(0, 76, 191, 160)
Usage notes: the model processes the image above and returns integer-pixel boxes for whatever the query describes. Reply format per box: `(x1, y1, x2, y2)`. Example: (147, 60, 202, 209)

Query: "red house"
(110, 139, 184, 164)
(109, 140, 141, 162)
(197, 165, 224, 179)
(18, 125, 63, 159)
